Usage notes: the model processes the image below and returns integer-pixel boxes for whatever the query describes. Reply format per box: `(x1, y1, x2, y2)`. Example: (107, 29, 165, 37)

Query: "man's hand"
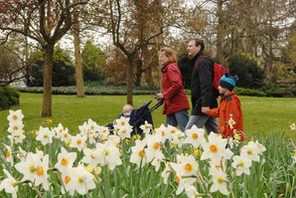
(201, 106, 209, 114)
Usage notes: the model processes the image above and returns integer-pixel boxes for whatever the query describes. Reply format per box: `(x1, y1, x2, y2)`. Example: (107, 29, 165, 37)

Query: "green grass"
(0, 93, 296, 139)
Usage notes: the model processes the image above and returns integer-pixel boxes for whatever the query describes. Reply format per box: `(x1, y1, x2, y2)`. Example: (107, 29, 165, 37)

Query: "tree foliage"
(27, 46, 75, 87)
(81, 40, 106, 82)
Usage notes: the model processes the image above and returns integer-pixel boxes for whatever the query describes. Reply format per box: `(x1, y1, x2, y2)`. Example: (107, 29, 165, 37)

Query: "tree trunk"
(127, 57, 133, 105)
(42, 44, 54, 117)
(216, 0, 223, 64)
(73, 25, 85, 97)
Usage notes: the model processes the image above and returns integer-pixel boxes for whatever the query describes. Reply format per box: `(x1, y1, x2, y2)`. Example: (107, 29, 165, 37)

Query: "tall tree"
(0, 0, 87, 117)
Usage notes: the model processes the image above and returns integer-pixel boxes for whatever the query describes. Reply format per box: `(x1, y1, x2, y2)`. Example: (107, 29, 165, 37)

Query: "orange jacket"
(207, 91, 244, 140)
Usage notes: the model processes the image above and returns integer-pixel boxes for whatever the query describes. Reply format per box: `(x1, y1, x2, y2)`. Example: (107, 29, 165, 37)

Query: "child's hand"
(201, 107, 209, 114)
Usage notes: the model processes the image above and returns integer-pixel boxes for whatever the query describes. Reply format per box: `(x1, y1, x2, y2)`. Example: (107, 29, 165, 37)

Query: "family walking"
(156, 39, 244, 140)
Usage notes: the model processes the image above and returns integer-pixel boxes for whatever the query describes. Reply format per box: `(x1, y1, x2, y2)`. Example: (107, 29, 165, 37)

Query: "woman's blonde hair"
(158, 47, 178, 63)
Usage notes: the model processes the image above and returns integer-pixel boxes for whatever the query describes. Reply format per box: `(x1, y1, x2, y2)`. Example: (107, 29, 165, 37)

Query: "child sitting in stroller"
(118, 104, 134, 118)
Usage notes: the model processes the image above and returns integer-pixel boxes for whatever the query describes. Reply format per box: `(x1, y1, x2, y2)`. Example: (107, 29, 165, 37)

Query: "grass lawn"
(0, 92, 296, 139)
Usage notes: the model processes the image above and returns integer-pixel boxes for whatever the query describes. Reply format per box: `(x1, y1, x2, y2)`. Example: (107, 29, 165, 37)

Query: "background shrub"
(0, 86, 19, 110)
(229, 53, 265, 89)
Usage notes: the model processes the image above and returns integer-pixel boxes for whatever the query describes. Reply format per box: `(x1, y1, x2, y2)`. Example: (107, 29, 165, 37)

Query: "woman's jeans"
(166, 109, 189, 132)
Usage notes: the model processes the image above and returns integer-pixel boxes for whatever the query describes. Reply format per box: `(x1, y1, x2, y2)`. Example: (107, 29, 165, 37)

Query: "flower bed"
(0, 110, 296, 197)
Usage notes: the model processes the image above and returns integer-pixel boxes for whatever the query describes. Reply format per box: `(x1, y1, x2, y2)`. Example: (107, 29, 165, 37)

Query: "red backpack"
(196, 56, 227, 92)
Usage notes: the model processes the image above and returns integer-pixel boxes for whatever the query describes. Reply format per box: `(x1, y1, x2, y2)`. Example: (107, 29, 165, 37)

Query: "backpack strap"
(196, 56, 213, 70)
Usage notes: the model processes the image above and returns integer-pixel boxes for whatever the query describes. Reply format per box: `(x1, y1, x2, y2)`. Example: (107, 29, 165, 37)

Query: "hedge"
(0, 86, 20, 110)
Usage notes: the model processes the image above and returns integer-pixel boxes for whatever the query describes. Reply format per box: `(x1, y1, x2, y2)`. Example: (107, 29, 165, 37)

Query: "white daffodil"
(151, 152, 165, 172)
(70, 166, 96, 195)
(55, 147, 77, 172)
(8, 121, 24, 134)
(201, 132, 233, 163)
(185, 125, 206, 148)
(60, 167, 76, 195)
(7, 109, 24, 123)
(290, 123, 296, 130)
(0, 169, 19, 198)
(107, 135, 121, 149)
(82, 148, 101, 169)
(115, 116, 130, 129)
(145, 134, 162, 162)
(240, 141, 260, 162)
(54, 123, 67, 139)
(97, 126, 110, 141)
(170, 162, 195, 195)
(70, 134, 87, 151)
(117, 125, 133, 140)
(172, 131, 185, 148)
(34, 154, 50, 190)
(228, 117, 236, 129)
(15, 152, 50, 190)
(36, 126, 54, 145)
(17, 146, 27, 162)
(130, 139, 148, 167)
(87, 119, 100, 134)
(255, 140, 266, 155)
(8, 131, 26, 144)
(232, 155, 252, 176)
(61, 131, 72, 143)
(161, 162, 173, 184)
(209, 159, 224, 176)
(88, 132, 99, 144)
(185, 185, 201, 198)
(79, 121, 90, 136)
(154, 124, 169, 143)
(4, 144, 13, 165)
(140, 121, 153, 134)
(96, 142, 122, 170)
(210, 169, 229, 195)
(167, 125, 181, 140)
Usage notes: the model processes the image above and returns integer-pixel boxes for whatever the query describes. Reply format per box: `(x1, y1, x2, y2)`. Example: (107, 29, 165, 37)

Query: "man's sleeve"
(198, 58, 214, 107)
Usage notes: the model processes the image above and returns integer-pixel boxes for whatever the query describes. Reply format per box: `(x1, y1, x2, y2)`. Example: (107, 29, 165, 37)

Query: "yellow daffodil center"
(161, 131, 165, 136)
(13, 126, 18, 131)
(247, 148, 253, 155)
(90, 154, 95, 159)
(59, 129, 63, 133)
(43, 134, 48, 139)
(192, 133, 198, 140)
(13, 115, 18, 120)
(78, 176, 84, 183)
(238, 161, 244, 167)
(64, 176, 71, 184)
(91, 125, 95, 130)
(116, 143, 120, 148)
(209, 145, 218, 153)
(138, 150, 145, 158)
(105, 150, 110, 156)
(153, 142, 160, 150)
(29, 165, 36, 173)
(61, 158, 69, 166)
(170, 130, 176, 134)
(185, 163, 193, 172)
(6, 151, 11, 158)
(174, 175, 180, 183)
(121, 121, 125, 126)
(64, 133, 68, 138)
(217, 176, 225, 183)
(36, 166, 44, 176)
(77, 140, 82, 145)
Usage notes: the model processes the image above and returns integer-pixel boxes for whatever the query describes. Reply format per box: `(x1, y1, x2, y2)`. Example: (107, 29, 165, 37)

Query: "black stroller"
(107, 99, 164, 136)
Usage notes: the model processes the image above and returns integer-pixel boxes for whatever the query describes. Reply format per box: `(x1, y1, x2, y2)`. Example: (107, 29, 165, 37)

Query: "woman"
(156, 47, 190, 132)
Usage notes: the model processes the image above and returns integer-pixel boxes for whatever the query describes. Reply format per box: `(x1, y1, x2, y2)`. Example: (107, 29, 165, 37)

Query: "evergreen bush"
(0, 86, 19, 110)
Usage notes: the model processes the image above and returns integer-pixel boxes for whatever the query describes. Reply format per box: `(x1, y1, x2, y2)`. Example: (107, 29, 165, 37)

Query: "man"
(185, 38, 218, 134)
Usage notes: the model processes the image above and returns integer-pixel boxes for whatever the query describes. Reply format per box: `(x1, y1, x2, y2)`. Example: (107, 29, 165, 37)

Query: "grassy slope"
(0, 93, 295, 139)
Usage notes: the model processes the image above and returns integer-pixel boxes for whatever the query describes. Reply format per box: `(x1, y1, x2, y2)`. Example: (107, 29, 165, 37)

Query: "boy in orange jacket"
(202, 73, 244, 141)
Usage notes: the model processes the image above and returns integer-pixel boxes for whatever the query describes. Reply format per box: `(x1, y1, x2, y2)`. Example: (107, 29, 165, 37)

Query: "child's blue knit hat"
(218, 73, 238, 91)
